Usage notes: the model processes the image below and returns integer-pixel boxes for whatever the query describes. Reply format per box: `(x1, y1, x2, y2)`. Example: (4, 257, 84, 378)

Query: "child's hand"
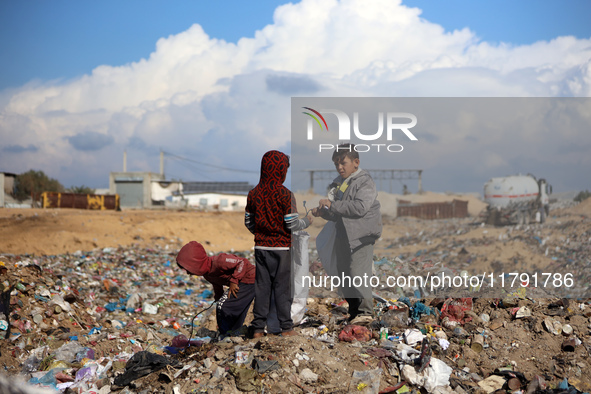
(318, 199, 331, 210)
(229, 282, 239, 298)
(306, 214, 314, 224)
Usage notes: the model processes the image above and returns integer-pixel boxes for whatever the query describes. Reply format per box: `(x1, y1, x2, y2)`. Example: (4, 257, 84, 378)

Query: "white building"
(152, 180, 182, 205)
(167, 181, 252, 211)
(168, 192, 247, 211)
(107, 171, 253, 210)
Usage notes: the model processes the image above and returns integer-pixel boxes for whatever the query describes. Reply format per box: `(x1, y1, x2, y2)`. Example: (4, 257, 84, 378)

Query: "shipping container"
(42, 192, 120, 210)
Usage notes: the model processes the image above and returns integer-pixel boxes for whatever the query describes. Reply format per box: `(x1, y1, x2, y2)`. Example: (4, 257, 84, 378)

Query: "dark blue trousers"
(250, 249, 293, 333)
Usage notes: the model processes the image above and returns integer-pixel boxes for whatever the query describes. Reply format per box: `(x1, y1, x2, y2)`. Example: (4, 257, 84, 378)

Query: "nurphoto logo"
(302, 107, 418, 152)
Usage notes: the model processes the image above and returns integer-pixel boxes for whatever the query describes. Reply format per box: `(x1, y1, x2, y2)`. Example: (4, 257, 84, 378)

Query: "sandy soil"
(3, 191, 472, 255)
(0, 209, 254, 256)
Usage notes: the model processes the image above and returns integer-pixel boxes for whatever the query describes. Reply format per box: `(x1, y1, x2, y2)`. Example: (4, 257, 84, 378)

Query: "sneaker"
(280, 330, 298, 337)
(349, 315, 374, 326)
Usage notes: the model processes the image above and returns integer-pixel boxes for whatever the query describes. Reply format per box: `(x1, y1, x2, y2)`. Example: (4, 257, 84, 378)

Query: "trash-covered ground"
(0, 196, 590, 393)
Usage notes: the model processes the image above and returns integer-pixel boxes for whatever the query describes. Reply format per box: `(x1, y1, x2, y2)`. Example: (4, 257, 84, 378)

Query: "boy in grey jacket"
(312, 144, 382, 324)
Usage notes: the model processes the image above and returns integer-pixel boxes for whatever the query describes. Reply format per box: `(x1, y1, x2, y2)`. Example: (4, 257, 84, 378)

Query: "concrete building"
(0, 172, 18, 207)
(109, 172, 165, 208)
(108, 172, 253, 210)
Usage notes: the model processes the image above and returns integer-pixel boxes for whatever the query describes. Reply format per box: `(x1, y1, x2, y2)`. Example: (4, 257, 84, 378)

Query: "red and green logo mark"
(302, 107, 329, 132)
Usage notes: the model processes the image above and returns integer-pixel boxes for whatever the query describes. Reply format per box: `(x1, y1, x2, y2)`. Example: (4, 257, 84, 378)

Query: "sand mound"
(295, 190, 488, 217)
(566, 196, 591, 216)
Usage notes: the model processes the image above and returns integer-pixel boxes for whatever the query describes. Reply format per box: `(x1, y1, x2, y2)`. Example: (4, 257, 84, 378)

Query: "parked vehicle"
(483, 174, 551, 225)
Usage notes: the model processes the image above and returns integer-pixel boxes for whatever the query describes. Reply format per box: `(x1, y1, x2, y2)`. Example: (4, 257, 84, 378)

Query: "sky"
(1, 0, 590, 193)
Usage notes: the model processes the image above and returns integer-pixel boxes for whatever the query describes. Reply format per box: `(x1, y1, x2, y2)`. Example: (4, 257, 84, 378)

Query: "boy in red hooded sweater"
(245, 150, 312, 338)
(176, 241, 256, 335)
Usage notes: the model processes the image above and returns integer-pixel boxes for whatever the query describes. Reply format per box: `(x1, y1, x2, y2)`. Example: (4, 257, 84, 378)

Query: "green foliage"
(66, 185, 96, 194)
(574, 190, 590, 203)
(14, 170, 64, 202)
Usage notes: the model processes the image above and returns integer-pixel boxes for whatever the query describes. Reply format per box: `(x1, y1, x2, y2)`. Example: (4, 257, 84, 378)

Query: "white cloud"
(0, 0, 590, 190)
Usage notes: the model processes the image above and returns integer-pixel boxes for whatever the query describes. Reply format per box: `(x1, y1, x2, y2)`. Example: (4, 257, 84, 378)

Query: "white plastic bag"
(402, 357, 453, 393)
(316, 221, 338, 276)
(290, 231, 310, 324)
(267, 231, 310, 332)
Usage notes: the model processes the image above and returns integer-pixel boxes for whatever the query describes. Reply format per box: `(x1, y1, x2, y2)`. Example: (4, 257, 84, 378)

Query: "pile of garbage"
(0, 246, 219, 392)
(1, 241, 591, 394)
(375, 205, 591, 299)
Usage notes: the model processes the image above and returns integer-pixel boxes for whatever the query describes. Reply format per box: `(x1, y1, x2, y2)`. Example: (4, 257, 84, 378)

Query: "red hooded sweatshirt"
(176, 241, 255, 300)
(245, 150, 297, 248)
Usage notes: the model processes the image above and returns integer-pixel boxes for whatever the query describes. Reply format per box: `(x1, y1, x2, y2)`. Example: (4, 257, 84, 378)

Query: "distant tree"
(14, 170, 64, 202)
(66, 185, 96, 194)
(574, 190, 590, 203)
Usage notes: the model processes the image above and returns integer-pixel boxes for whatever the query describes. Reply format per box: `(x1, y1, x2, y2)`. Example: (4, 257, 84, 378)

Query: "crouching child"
(176, 241, 256, 335)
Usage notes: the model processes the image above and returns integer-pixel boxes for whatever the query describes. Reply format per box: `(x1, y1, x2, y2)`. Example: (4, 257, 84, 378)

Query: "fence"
(397, 199, 468, 219)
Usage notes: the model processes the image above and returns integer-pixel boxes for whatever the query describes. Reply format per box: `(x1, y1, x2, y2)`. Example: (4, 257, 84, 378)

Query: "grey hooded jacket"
(321, 169, 382, 250)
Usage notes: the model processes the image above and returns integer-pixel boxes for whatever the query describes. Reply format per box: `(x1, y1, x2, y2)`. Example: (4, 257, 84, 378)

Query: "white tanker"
(484, 174, 551, 225)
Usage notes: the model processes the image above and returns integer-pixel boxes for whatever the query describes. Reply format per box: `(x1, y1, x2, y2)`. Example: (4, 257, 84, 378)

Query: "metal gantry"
(305, 169, 423, 193)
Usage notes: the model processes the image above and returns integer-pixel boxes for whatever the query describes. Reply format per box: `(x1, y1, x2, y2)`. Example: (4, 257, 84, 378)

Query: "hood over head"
(259, 150, 289, 187)
(176, 241, 212, 276)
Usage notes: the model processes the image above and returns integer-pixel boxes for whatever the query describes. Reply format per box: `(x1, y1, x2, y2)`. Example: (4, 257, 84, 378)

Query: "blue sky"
(0, 0, 289, 89)
(404, 0, 591, 45)
(2, 0, 590, 90)
(1, 0, 590, 193)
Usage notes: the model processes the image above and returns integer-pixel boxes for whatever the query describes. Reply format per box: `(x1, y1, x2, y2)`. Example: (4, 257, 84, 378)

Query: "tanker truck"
(483, 174, 551, 226)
